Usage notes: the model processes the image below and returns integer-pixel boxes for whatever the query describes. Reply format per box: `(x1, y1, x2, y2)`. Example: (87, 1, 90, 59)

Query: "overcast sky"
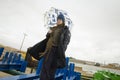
(0, 0, 120, 64)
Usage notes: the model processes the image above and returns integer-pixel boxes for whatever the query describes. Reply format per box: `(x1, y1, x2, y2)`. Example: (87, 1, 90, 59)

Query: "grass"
(92, 71, 120, 80)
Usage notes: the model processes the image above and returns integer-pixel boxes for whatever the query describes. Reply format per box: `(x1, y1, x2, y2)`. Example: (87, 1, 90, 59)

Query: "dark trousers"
(40, 49, 57, 80)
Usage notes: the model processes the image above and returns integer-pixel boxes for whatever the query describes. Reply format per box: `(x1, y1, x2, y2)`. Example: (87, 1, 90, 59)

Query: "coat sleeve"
(46, 32, 50, 39)
(46, 27, 54, 39)
(63, 29, 71, 51)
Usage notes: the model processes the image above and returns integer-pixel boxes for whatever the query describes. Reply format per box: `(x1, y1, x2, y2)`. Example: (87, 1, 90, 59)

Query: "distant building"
(108, 63, 120, 68)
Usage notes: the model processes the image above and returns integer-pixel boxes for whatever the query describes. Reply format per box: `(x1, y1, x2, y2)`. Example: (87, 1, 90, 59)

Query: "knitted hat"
(57, 14, 65, 22)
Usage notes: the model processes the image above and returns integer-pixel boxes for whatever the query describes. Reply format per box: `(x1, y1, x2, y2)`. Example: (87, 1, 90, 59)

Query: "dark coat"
(28, 26, 71, 68)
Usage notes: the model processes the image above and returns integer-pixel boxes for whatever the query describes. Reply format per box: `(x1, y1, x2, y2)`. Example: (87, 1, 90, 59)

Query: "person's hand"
(39, 52, 45, 58)
(48, 29, 52, 33)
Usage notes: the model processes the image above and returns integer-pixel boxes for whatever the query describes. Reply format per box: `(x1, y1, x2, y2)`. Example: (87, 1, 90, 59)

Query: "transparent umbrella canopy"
(44, 7, 73, 30)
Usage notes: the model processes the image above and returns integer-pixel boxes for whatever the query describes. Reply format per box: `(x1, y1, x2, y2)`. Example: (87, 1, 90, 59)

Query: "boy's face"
(57, 19, 63, 25)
